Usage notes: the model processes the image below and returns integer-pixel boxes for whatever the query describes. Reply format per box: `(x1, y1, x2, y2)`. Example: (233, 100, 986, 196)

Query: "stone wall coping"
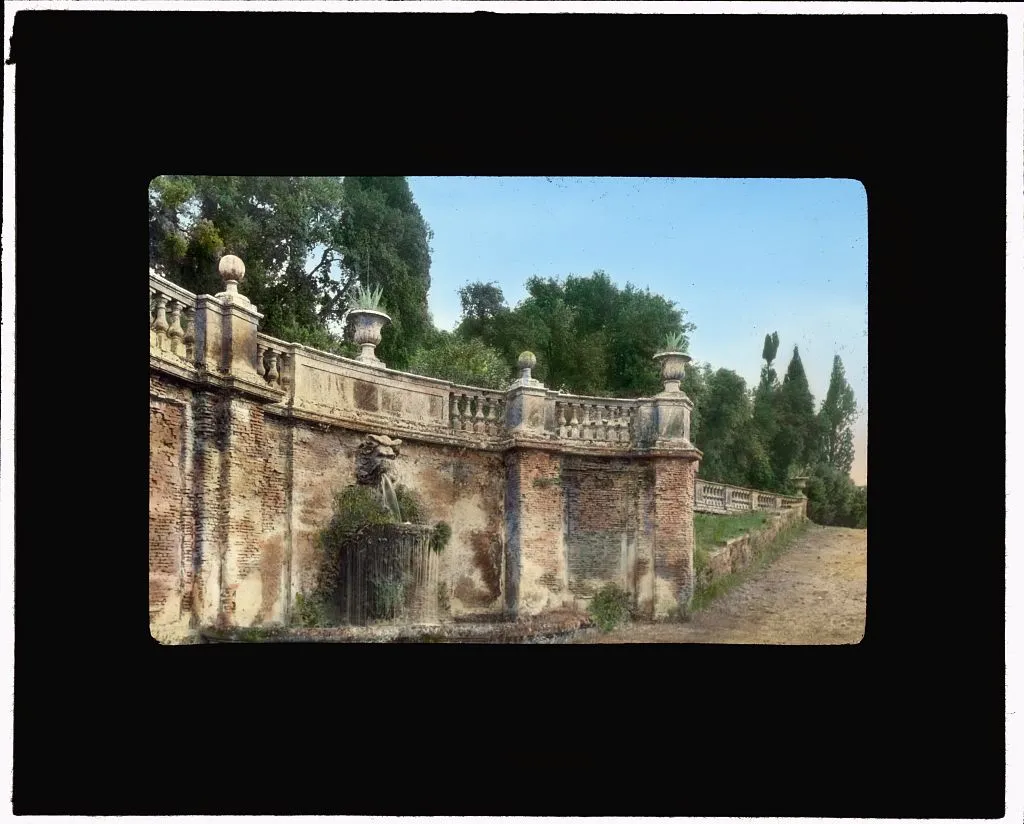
(151, 355, 287, 403)
(293, 344, 462, 392)
(149, 273, 198, 308)
(260, 402, 703, 461)
(448, 382, 511, 398)
(255, 331, 302, 351)
(150, 352, 197, 381)
(547, 391, 642, 405)
(695, 477, 802, 500)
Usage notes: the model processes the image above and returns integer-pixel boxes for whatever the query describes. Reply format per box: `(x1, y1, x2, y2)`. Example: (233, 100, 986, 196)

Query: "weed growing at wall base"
(588, 583, 632, 632)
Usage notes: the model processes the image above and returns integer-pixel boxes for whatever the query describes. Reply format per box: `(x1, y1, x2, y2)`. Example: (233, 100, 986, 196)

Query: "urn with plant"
(346, 282, 391, 365)
(652, 331, 692, 393)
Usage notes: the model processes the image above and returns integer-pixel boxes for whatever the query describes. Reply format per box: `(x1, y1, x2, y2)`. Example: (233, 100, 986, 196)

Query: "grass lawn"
(693, 511, 770, 554)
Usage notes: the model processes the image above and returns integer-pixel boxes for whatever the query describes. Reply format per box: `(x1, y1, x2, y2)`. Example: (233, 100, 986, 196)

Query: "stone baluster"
(167, 299, 185, 357)
(473, 395, 486, 433)
(256, 344, 267, 380)
(151, 292, 169, 349)
(485, 397, 497, 433)
(556, 404, 567, 438)
(724, 486, 733, 512)
(279, 353, 292, 393)
(750, 491, 758, 511)
(181, 307, 195, 362)
(458, 394, 469, 431)
(149, 288, 157, 347)
(624, 407, 634, 443)
(582, 404, 593, 440)
(568, 404, 580, 439)
(597, 404, 606, 439)
(265, 349, 280, 386)
(449, 394, 459, 430)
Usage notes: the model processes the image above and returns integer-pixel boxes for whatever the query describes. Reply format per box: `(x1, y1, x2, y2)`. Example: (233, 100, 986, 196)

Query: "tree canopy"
(453, 270, 694, 397)
(818, 354, 858, 476)
(148, 175, 432, 365)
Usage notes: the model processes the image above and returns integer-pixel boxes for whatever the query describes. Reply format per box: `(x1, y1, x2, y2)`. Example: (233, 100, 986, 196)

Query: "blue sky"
(407, 176, 868, 485)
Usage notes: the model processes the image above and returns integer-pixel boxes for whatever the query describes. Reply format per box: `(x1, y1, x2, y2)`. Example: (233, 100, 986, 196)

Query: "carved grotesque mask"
(355, 433, 403, 486)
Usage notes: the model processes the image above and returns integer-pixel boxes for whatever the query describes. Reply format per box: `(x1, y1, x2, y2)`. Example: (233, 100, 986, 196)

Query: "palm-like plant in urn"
(652, 331, 691, 393)
(346, 282, 391, 366)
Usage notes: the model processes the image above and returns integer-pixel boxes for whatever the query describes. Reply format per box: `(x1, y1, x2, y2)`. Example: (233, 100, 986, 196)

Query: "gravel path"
(571, 524, 867, 644)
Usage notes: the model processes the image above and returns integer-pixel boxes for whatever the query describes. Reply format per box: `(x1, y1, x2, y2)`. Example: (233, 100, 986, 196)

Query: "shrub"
(588, 583, 632, 632)
(806, 462, 866, 528)
(291, 592, 328, 628)
(394, 483, 425, 524)
(406, 333, 512, 390)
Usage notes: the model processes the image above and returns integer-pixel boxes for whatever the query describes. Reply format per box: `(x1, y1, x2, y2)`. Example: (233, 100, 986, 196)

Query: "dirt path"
(572, 524, 866, 644)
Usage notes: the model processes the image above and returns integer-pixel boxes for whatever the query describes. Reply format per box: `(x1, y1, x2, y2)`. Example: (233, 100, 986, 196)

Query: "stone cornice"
(151, 353, 287, 403)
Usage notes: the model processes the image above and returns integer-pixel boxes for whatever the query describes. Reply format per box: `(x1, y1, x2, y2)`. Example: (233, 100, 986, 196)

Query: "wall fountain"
(338, 434, 441, 626)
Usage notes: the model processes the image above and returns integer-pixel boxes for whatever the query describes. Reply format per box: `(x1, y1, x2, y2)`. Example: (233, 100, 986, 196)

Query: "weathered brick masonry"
(149, 267, 705, 640)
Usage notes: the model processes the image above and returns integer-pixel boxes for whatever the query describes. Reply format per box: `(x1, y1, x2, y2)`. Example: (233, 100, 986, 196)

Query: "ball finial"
(219, 254, 246, 284)
(517, 351, 537, 371)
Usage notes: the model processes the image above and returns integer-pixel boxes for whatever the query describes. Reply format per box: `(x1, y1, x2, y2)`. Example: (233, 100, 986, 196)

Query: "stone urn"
(791, 475, 810, 496)
(349, 308, 391, 366)
(652, 350, 692, 393)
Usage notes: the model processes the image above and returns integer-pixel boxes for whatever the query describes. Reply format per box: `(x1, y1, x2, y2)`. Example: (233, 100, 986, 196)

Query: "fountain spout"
(380, 474, 403, 523)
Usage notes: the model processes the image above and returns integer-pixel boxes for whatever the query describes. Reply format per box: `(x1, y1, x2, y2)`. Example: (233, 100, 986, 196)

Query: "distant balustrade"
(695, 479, 804, 515)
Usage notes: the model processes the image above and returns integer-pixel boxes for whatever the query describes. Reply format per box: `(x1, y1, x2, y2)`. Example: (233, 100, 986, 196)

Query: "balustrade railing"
(448, 387, 506, 436)
(255, 333, 293, 393)
(554, 396, 636, 443)
(695, 479, 803, 515)
(149, 274, 197, 364)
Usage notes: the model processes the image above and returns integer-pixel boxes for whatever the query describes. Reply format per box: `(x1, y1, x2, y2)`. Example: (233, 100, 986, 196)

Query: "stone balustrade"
(255, 332, 295, 394)
(553, 396, 637, 443)
(695, 478, 804, 515)
(149, 274, 198, 364)
(149, 270, 695, 454)
(448, 386, 506, 436)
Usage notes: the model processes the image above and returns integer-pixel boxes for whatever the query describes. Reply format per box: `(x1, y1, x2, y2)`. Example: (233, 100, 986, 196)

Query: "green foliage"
(406, 331, 512, 389)
(393, 484, 425, 525)
(347, 281, 386, 311)
(770, 346, 819, 491)
(806, 463, 866, 528)
(691, 517, 810, 612)
(314, 485, 397, 606)
(429, 521, 452, 554)
(291, 592, 330, 628)
(761, 331, 780, 365)
(455, 270, 694, 398)
(340, 177, 433, 369)
(457, 281, 509, 340)
(661, 331, 688, 352)
(149, 175, 433, 369)
(818, 354, 858, 476)
(587, 583, 632, 632)
(693, 512, 770, 552)
(370, 579, 408, 619)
